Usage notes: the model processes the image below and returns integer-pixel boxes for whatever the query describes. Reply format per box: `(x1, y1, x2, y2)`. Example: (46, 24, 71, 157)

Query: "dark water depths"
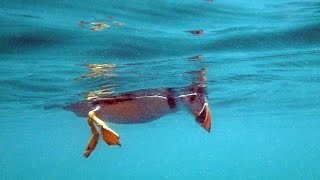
(1, 0, 320, 179)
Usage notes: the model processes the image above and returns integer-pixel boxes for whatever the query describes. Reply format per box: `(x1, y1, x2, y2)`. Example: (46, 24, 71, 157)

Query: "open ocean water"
(1, 0, 320, 179)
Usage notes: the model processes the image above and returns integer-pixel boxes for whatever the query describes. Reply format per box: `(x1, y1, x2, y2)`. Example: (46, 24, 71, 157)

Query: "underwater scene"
(1, 0, 320, 179)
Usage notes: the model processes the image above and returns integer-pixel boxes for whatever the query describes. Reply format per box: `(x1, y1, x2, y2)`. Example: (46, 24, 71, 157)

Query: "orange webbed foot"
(83, 117, 100, 158)
(83, 132, 99, 158)
(88, 110, 121, 148)
(100, 126, 121, 146)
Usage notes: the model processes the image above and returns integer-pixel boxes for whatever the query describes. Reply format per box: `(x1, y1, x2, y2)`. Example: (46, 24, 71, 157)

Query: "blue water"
(1, 0, 320, 179)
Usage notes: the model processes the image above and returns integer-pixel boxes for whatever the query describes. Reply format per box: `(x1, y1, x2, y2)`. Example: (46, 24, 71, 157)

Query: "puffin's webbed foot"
(83, 117, 99, 158)
(83, 110, 121, 158)
(100, 126, 121, 146)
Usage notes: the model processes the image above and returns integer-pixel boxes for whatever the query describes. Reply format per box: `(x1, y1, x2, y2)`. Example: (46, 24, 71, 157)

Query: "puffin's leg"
(83, 116, 99, 158)
(88, 110, 121, 146)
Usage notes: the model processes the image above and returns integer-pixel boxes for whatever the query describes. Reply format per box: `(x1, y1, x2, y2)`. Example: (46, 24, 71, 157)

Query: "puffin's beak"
(196, 104, 212, 133)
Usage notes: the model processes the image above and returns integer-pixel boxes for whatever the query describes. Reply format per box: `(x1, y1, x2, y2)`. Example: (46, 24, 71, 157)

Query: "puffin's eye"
(189, 95, 195, 103)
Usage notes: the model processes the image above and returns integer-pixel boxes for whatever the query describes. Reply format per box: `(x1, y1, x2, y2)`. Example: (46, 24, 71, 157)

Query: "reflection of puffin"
(186, 29, 204, 35)
(64, 72, 212, 158)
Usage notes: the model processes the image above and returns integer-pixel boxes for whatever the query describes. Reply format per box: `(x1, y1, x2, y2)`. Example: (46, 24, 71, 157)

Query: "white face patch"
(198, 103, 208, 116)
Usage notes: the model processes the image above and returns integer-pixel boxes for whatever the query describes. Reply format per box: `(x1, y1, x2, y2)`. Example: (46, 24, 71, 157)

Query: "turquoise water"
(1, 0, 320, 179)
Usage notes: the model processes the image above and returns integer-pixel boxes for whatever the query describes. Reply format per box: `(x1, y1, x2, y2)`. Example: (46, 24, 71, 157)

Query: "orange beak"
(196, 104, 212, 133)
